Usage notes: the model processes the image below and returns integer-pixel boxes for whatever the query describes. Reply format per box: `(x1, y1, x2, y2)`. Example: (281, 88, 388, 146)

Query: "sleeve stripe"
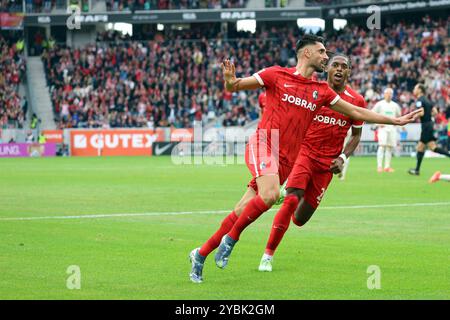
(253, 73, 264, 86)
(352, 124, 364, 128)
(330, 95, 340, 105)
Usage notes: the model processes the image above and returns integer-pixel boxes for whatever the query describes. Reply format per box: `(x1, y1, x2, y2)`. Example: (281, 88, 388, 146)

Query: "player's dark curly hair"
(328, 53, 352, 69)
(295, 34, 325, 53)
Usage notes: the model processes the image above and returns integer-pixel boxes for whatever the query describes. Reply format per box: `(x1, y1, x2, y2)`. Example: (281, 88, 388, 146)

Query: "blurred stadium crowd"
(39, 17, 449, 132)
(0, 0, 383, 12)
(305, 0, 370, 6)
(0, 34, 27, 129)
(0, 15, 448, 149)
(0, 0, 249, 13)
(106, 0, 249, 11)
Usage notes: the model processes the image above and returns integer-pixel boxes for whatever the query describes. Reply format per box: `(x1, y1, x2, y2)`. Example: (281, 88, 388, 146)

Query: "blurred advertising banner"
(42, 130, 64, 144)
(0, 13, 24, 30)
(170, 128, 193, 142)
(0, 143, 56, 157)
(152, 141, 420, 157)
(354, 141, 418, 156)
(70, 129, 164, 156)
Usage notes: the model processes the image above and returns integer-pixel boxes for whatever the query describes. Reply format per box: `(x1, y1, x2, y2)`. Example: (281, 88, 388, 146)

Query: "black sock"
(416, 151, 425, 172)
(433, 147, 450, 157)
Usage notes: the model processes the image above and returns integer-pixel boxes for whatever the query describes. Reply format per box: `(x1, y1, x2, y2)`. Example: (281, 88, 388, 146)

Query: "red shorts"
(245, 132, 291, 192)
(247, 164, 292, 192)
(286, 153, 333, 209)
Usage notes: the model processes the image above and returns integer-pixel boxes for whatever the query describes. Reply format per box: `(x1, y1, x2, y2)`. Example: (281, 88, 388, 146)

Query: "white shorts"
(378, 127, 397, 147)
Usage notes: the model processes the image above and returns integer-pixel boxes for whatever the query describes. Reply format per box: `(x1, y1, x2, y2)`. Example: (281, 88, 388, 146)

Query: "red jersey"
(301, 85, 366, 165)
(253, 66, 340, 167)
(258, 91, 266, 114)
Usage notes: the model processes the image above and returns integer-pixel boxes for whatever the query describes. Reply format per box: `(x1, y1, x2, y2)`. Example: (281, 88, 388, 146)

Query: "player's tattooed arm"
(331, 99, 422, 125)
(222, 59, 262, 92)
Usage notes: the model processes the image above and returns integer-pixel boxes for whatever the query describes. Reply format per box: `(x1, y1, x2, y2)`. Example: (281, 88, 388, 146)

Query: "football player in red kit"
(258, 91, 266, 116)
(259, 54, 365, 271)
(189, 35, 422, 283)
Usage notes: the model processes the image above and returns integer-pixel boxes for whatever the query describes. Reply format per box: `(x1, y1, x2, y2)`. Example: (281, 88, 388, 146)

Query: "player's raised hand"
(222, 59, 236, 83)
(221, 59, 262, 92)
(393, 109, 423, 126)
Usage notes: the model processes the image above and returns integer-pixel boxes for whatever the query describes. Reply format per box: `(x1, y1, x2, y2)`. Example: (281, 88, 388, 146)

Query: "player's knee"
(233, 205, 243, 217)
(286, 188, 303, 201)
(260, 188, 280, 206)
(284, 193, 300, 209)
(233, 201, 247, 216)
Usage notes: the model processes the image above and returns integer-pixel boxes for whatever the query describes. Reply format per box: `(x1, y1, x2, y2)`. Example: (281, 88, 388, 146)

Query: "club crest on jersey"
(313, 90, 318, 100)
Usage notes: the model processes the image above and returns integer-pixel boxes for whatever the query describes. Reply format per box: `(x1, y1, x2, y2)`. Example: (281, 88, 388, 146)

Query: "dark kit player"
(408, 83, 450, 176)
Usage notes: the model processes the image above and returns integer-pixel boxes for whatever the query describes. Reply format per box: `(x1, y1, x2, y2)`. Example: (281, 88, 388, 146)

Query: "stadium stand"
(23, 0, 85, 13)
(0, 0, 23, 12)
(42, 29, 262, 129)
(41, 16, 448, 130)
(0, 34, 27, 129)
(264, 0, 287, 7)
(25, 0, 54, 13)
(106, 0, 249, 11)
(305, 0, 382, 5)
(324, 16, 448, 116)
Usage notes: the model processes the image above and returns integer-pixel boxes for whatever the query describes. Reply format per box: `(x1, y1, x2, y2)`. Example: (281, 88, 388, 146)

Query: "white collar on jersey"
(343, 89, 354, 98)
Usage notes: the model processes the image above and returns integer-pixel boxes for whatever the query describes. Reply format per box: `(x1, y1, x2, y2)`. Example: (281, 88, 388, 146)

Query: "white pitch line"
(0, 202, 449, 222)
(0, 210, 231, 221)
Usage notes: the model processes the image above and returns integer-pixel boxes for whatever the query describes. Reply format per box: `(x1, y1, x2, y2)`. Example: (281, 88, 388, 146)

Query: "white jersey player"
(372, 88, 401, 172)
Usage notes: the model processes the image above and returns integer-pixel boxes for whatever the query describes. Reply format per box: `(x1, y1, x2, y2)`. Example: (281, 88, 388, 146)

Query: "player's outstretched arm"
(331, 99, 422, 125)
(222, 59, 262, 92)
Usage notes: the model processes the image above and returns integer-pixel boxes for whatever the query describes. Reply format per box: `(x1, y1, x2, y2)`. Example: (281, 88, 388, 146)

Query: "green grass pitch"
(0, 156, 449, 299)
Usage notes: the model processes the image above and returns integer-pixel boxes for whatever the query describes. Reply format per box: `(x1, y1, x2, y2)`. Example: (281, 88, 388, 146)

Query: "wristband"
(338, 154, 348, 162)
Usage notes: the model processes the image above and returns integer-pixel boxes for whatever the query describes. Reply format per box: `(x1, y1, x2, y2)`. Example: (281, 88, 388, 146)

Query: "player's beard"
(314, 64, 325, 73)
(314, 61, 326, 73)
